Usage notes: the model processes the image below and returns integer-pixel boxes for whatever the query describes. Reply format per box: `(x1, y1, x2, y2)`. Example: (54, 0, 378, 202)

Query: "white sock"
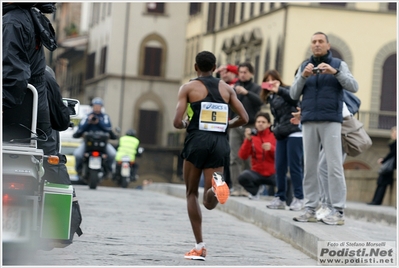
(195, 242, 205, 250)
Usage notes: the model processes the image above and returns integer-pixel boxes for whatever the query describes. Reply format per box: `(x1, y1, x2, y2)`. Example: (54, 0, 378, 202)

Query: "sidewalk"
(145, 183, 397, 260)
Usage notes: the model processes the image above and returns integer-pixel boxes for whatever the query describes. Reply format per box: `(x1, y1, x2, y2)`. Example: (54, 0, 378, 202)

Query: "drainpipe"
(119, 2, 130, 129)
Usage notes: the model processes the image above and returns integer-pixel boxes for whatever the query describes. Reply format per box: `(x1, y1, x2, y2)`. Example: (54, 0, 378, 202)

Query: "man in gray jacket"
(290, 31, 358, 225)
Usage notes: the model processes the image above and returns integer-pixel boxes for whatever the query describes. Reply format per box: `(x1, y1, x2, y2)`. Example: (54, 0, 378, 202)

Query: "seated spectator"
(237, 112, 276, 200)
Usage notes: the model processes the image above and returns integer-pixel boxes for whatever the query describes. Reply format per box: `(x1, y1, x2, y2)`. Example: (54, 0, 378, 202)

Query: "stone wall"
(345, 170, 396, 206)
(116, 145, 396, 207)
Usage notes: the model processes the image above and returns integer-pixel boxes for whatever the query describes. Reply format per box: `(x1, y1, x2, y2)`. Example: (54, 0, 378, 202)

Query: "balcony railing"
(358, 110, 396, 137)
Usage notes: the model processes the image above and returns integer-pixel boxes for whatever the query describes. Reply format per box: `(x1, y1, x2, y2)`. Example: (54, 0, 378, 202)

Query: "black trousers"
(370, 171, 394, 205)
(238, 169, 276, 196)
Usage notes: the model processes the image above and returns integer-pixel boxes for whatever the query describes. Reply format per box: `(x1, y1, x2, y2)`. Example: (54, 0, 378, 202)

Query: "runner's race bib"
(199, 102, 228, 132)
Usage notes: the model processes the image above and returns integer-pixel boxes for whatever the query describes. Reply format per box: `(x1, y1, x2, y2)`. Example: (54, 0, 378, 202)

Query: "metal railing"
(358, 110, 396, 135)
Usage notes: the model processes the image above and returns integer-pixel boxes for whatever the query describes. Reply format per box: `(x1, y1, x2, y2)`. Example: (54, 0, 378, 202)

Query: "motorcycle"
(80, 131, 110, 189)
(113, 147, 144, 188)
(2, 84, 79, 262)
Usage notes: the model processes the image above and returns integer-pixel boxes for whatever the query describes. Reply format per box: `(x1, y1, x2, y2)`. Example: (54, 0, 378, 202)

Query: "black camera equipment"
(312, 67, 322, 74)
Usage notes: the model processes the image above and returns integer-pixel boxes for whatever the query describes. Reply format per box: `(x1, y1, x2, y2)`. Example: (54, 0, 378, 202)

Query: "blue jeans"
(275, 136, 303, 201)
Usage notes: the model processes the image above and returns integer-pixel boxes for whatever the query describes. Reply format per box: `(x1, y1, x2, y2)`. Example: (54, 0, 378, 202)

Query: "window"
(139, 34, 166, 77)
(86, 52, 95, 79)
(220, 3, 225, 28)
(264, 45, 270, 73)
(240, 3, 245, 21)
(270, 3, 275, 10)
(147, 2, 165, 14)
(228, 3, 236, 25)
(108, 3, 112, 16)
(91, 3, 100, 26)
(254, 54, 260, 83)
(99, 46, 107, 74)
(207, 3, 216, 32)
(102, 2, 106, 20)
(320, 2, 347, 7)
(138, 109, 159, 145)
(143, 47, 162, 76)
(379, 54, 397, 129)
(250, 3, 254, 17)
(189, 3, 201, 15)
(388, 2, 396, 11)
(259, 3, 264, 13)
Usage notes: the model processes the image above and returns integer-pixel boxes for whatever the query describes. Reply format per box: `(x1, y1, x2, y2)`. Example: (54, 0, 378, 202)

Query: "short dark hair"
(312, 31, 329, 43)
(238, 62, 254, 74)
(255, 111, 271, 123)
(195, 51, 216, 72)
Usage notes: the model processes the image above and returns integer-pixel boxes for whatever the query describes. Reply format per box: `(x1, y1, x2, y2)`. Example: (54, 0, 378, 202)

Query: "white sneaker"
(266, 197, 285, 209)
(289, 197, 304, 211)
(316, 204, 332, 220)
(248, 193, 260, 200)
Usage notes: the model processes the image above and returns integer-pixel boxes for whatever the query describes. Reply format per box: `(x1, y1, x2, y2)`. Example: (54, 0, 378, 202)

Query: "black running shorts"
(181, 131, 230, 169)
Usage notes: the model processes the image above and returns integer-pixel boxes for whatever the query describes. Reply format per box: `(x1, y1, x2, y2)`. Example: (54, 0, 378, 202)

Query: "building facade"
(53, 2, 190, 147)
(181, 2, 397, 171)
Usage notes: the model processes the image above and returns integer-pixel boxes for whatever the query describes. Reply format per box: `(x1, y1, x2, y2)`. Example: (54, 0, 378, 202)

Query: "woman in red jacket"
(238, 111, 276, 199)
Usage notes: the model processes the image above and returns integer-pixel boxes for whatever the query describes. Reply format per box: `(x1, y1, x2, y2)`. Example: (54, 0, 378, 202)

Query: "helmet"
(126, 129, 136, 137)
(91, 97, 103, 106)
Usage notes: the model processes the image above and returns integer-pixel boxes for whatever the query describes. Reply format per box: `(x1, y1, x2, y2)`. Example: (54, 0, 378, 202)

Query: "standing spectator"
(290, 32, 359, 225)
(260, 70, 304, 211)
(173, 51, 248, 260)
(368, 126, 397, 205)
(290, 99, 352, 220)
(229, 62, 263, 196)
(238, 112, 276, 200)
(215, 64, 239, 188)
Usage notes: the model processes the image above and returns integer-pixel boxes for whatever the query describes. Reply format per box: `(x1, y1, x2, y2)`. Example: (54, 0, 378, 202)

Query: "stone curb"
(145, 183, 397, 260)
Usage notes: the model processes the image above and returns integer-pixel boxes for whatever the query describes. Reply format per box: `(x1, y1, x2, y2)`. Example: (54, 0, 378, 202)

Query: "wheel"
(88, 170, 99, 189)
(121, 176, 129, 188)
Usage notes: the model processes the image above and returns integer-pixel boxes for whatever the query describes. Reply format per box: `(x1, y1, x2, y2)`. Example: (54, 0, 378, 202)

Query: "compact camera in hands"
(312, 67, 322, 74)
(91, 115, 98, 122)
(250, 128, 258, 136)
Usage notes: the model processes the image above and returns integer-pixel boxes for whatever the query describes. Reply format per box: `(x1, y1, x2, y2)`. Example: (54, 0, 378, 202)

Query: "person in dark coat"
(261, 70, 304, 211)
(368, 126, 397, 205)
(41, 66, 72, 185)
(2, 3, 58, 155)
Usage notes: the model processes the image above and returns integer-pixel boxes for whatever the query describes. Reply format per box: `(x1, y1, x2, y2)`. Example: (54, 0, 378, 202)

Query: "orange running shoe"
(184, 247, 206, 261)
(212, 172, 229, 204)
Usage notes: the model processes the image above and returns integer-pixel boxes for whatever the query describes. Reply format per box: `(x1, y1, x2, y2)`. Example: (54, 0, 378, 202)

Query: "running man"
(173, 51, 248, 260)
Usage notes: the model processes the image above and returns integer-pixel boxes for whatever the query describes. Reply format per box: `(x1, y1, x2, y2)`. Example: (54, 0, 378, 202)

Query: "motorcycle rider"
(2, 2, 57, 155)
(73, 97, 117, 177)
(114, 129, 141, 181)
